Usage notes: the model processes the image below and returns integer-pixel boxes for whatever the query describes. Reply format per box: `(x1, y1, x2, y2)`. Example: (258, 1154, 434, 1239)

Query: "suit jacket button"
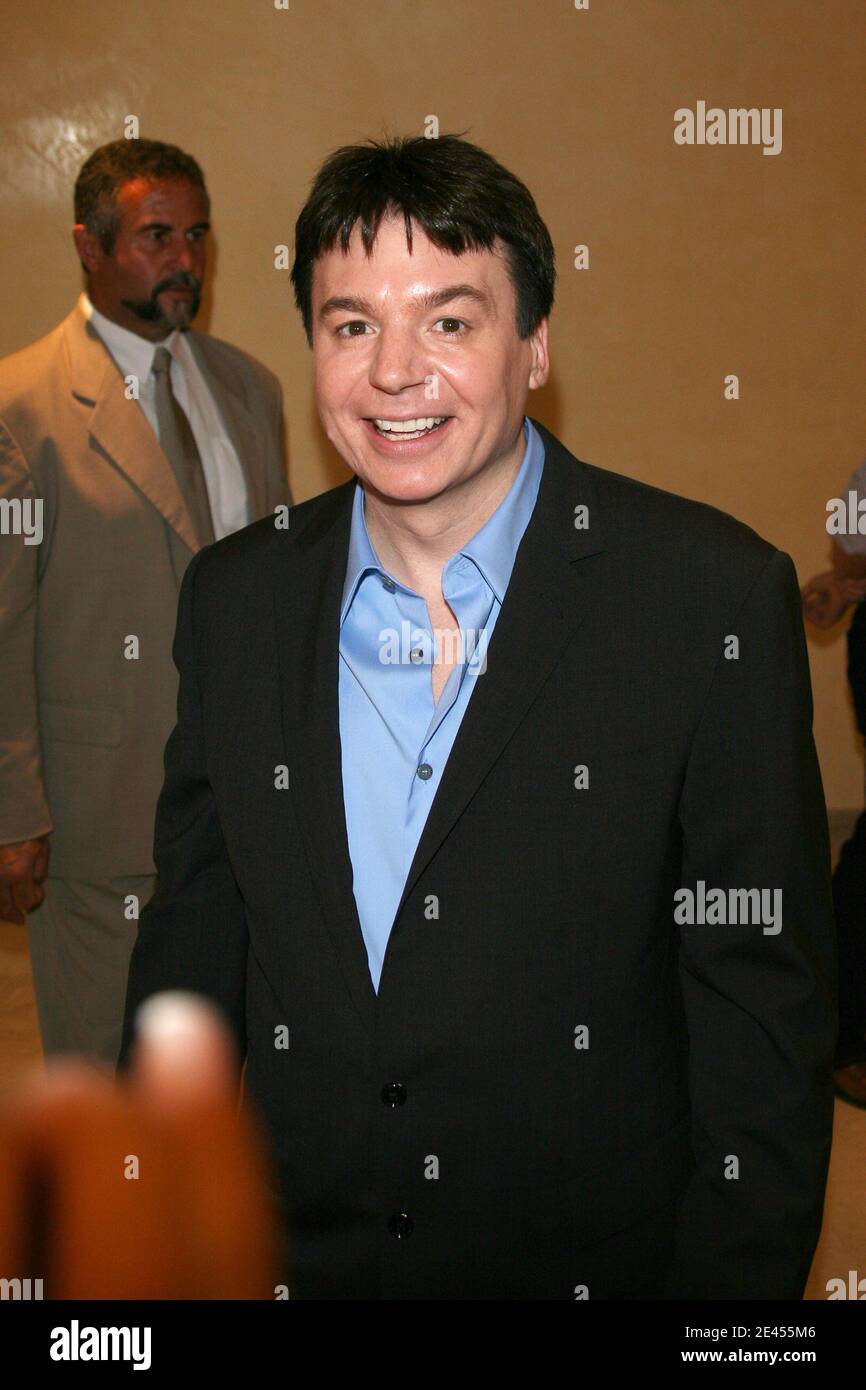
(388, 1212, 413, 1238)
(381, 1082, 407, 1106)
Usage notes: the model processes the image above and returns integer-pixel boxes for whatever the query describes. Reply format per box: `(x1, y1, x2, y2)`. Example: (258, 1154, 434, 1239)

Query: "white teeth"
(372, 416, 447, 434)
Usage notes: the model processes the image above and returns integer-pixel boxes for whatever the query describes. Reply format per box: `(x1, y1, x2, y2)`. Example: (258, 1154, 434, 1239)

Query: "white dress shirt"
(80, 292, 249, 539)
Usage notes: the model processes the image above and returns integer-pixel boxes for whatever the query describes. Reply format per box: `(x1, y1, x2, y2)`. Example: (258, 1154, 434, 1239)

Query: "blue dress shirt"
(338, 415, 546, 991)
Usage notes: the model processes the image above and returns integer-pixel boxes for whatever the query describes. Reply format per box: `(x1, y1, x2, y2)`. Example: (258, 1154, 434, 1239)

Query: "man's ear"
(527, 316, 550, 391)
(72, 224, 102, 275)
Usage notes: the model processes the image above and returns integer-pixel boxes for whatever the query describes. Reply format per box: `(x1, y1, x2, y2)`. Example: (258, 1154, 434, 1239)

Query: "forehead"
(312, 214, 509, 299)
(115, 177, 208, 224)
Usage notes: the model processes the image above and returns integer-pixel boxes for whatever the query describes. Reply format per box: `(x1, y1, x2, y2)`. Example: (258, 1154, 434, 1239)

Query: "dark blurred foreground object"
(0, 993, 279, 1298)
(829, 599, 866, 1104)
(803, 534, 866, 1106)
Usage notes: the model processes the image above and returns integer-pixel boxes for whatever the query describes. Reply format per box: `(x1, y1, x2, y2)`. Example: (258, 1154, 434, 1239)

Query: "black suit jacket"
(118, 419, 837, 1299)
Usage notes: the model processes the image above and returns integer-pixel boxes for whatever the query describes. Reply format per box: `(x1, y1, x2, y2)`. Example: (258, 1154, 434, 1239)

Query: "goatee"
(121, 275, 201, 328)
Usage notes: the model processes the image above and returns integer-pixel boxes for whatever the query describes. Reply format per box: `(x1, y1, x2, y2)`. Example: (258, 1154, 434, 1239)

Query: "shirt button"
(388, 1212, 414, 1238)
(409, 648, 423, 663)
(417, 763, 433, 780)
(382, 577, 396, 591)
(381, 1082, 407, 1107)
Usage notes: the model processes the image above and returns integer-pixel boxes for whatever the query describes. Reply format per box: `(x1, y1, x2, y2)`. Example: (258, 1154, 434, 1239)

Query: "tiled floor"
(1, 814, 863, 1298)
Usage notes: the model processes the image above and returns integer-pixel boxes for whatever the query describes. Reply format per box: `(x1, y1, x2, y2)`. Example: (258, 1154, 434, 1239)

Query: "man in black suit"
(119, 134, 837, 1300)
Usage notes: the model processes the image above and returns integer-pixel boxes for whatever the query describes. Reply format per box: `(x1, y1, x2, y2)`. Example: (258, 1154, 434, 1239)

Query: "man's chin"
(122, 294, 199, 331)
(357, 462, 459, 508)
(159, 298, 199, 330)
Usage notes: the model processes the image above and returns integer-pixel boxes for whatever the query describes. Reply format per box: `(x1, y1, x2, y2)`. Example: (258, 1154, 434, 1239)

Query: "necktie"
(151, 345, 216, 547)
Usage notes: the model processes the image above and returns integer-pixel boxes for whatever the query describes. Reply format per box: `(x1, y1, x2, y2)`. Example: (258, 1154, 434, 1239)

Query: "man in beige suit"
(0, 139, 290, 1067)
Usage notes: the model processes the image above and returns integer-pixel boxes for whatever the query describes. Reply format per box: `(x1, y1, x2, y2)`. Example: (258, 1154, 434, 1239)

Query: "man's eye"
(434, 318, 467, 336)
(336, 321, 372, 337)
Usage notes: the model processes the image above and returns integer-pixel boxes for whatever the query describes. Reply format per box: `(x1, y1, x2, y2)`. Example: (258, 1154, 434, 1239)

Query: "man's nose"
(368, 325, 427, 394)
(169, 237, 201, 274)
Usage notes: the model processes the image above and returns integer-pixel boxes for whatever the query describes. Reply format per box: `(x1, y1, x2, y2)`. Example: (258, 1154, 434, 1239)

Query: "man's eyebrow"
(318, 283, 493, 320)
(135, 220, 211, 234)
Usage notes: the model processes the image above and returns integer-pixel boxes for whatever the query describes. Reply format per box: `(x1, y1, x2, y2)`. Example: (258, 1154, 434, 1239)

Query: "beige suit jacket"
(0, 300, 291, 875)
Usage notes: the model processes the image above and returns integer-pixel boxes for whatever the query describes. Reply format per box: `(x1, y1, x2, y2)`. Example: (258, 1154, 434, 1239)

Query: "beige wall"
(2, 0, 863, 806)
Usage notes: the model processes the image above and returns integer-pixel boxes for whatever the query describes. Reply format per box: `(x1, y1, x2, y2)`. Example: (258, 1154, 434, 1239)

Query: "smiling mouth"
(366, 415, 452, 441)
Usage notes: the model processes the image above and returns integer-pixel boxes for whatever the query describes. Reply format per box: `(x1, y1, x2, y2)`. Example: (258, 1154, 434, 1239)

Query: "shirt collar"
(340, 415, 544, 625)
(79, 291, 177, 381)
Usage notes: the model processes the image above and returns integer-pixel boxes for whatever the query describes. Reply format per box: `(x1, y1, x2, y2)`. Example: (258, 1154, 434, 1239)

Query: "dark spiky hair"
(74, 138, 209, 253)
(290, 133, 555, 346)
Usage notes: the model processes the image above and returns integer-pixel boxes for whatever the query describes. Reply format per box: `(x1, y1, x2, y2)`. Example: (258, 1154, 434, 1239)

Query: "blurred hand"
(0, 834, 50, 924)
(0, 993, 280, 1298)
(838, 574, 866, 603)
(801, 571, 856, 629)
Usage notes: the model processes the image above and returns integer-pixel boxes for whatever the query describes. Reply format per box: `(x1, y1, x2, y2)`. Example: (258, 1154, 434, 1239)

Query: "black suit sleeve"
(117, 547, 248, 1076)
(662, 547, 838, 1299)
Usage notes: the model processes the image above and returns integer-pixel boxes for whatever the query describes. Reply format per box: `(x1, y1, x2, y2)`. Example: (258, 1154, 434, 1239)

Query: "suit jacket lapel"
(390, 419, 606, 931)
(273, 479, 378, 1029)
(273, 419, 606, 1032)
(63, 303, 201, 554)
